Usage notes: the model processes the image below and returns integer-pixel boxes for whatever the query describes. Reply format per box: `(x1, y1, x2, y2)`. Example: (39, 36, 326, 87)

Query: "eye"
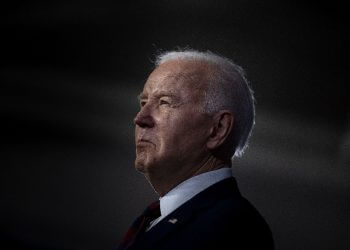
(159, 99, 170, 105)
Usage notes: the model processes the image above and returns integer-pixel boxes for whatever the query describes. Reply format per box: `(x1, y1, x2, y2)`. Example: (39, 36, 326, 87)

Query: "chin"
(135, 160, 146, 173)
(135, 154, 153, 173)
(135, 154, 159, 174)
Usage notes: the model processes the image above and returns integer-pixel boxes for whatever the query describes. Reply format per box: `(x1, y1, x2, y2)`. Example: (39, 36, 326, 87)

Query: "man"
(118, 50, 274, 249)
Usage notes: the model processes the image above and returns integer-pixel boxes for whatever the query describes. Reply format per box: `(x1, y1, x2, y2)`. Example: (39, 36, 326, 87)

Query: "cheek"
(159, 116, 207, 152)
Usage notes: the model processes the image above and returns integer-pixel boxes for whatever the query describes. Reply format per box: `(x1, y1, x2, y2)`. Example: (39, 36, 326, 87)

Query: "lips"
(135, 130, 156, 147)
(136, 138, 155, 146)
(138, 139, 152, 144)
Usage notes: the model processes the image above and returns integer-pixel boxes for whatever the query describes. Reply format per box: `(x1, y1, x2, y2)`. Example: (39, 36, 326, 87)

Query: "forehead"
(142, 60, 212, 97)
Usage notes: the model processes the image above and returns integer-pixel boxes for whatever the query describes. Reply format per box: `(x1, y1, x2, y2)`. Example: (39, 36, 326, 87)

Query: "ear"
(206, 110, 234, 150)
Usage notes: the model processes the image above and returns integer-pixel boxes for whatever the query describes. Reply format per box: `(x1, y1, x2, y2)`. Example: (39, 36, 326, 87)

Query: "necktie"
(117, 200, 161, 250)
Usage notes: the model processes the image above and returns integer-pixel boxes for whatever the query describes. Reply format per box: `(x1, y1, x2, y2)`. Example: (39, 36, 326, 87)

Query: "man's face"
(134, 60, 212, 178)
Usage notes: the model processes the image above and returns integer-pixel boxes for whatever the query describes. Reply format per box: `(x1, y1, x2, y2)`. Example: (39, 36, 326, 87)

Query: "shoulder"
(185, 187, 274, 249)
(151, 178, 274, 250)
(206, 193, 274, 248)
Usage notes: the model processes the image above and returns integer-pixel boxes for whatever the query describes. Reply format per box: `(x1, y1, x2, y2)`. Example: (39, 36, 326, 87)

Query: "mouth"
(136, 138, 155, 146)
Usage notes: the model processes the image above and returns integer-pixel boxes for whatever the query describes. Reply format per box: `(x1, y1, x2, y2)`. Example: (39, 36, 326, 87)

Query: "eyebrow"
(137, 92, 178, 101)
(137, 93, 147, 101)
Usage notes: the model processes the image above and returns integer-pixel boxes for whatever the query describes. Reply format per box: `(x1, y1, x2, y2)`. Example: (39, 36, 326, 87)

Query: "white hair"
(155, 49, 255, 158)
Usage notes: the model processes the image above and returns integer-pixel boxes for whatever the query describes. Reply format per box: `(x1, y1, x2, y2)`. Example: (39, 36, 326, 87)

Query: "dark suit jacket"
(125, 177, 274, 250)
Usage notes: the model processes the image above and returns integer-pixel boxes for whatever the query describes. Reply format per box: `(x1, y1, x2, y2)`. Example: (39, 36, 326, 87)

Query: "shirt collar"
(158, 167, 232, 218)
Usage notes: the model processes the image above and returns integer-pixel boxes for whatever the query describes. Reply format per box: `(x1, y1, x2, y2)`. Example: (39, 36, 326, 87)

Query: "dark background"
(2, 1, 349, 249)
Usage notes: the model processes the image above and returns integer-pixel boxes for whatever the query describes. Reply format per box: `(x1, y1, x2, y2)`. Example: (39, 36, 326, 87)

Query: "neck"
(144, 155, 231, 197)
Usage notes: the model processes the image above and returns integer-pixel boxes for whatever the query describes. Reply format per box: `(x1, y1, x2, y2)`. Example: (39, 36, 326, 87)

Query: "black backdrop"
(2, 1, 349, 249)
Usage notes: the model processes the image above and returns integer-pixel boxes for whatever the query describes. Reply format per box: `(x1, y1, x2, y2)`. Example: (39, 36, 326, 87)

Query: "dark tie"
(117, 200, 161, 250)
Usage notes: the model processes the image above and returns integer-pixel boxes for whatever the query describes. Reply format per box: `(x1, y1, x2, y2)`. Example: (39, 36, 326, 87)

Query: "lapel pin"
(168, 218, 178, 224)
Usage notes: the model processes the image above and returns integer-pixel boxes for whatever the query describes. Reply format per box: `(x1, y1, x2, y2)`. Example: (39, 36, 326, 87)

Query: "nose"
(134, 105, 155, 128)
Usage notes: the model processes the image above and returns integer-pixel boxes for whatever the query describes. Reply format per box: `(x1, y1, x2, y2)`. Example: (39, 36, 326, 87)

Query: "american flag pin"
(168, 218, 178, 224)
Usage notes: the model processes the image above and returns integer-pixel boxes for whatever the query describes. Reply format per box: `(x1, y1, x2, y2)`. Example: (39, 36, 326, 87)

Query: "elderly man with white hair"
(117, 50, 274, 250)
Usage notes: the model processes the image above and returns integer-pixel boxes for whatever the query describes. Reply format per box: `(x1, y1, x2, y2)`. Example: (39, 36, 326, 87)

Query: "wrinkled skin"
(134, 60, 233, 196)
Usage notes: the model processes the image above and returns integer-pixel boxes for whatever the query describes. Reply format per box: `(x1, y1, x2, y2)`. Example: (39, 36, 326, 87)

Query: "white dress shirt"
(146, 167, 232, 231)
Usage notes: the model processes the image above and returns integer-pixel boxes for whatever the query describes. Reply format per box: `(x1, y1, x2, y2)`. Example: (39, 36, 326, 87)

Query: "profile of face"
(134, 60, 213, 179)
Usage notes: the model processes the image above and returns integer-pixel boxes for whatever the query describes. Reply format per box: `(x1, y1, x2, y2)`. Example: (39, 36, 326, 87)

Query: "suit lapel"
(129, 177, 240, 250)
